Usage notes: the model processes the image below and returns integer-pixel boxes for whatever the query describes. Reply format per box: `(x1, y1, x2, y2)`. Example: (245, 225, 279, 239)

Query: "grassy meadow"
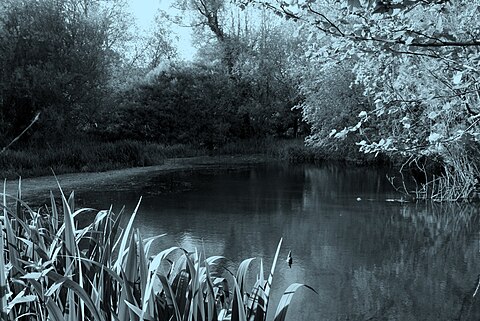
(0, 182, 315, 320)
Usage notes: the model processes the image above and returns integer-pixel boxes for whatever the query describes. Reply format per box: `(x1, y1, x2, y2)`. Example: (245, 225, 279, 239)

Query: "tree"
(231, 11, 305, 137)
(256, 0, 480, 200)
(174, 0, 255, 72)
(0, 0, 132, 142)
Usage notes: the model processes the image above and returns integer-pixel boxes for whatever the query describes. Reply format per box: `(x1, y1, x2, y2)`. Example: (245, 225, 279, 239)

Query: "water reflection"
(76, 163, 480, 320)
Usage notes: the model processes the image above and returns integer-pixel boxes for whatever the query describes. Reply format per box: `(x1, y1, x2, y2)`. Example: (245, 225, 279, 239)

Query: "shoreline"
(4, 154, 275, 203)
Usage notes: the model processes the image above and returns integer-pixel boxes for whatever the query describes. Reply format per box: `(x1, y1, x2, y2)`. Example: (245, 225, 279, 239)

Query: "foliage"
(0, 0, 305, 166)
(96, 63, 302, 148)
(172, 2, 305, 138)
(0, 185, 315, 320)
(0, 0, 175, 145)
(0, 0, 114, 137)
(255, 0, 480, 200)
(230, 14, 306, 138)
(296, 61, 375, 162)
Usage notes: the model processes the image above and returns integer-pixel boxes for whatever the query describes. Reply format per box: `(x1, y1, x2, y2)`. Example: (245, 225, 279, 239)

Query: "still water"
(78, 163, 480, 320)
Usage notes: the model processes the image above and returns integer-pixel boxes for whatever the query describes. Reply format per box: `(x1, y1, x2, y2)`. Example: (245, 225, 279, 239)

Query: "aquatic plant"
(0, 181, 315, 320)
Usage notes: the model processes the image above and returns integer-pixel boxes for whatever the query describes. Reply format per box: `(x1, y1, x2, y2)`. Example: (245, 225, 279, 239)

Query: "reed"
(0, 182, 315, 320)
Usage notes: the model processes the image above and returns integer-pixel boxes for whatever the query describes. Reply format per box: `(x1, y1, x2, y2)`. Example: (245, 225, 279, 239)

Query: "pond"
(76, 163, 480, 321)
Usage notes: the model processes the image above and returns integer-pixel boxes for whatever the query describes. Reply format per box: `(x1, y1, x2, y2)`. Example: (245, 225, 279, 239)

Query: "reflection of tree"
(304, 165, 398, 203)
(291, 168, 480, 320)
(399, 203, 480, 249)
(348, 204, 480, 321)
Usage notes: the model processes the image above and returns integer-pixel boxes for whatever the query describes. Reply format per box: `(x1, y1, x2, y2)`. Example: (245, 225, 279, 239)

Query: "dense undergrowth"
(0, 184, 315, 320)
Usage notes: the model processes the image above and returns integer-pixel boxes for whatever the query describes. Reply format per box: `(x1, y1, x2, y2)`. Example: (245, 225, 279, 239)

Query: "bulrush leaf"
(45, 281, 65, 297)
(2, 179, 7, 218)
(137, 230, 148, 296)
(273, 283, 317, 321)
(136, 230, 154, 319)
(205, 256, 224, 265)
(45, 270, 105, 321)
(117, 273, 130, 321)
(115, 197, 142, 272)
(204, 257, 217, 321)
(118, 269, 140, 321)
(3, 181, 21, 296)
(45, 297, 65, 321)
(66, 288, 76, 321)
(231, 277, 247, 321)
(236, 257, 255, 297)
(61, 192, 78, 275)
(248, 283, 265, 321)
(76, 257, 122, 283)
(125, 300, 144, 319)
(143, 246, 181, 314)
(172, 270, 189, 317)
(89, 275, 101, 312)
(16, 178, 23, 222)
(0, 196, 32, 236)
(67, 191, 75, 213)
(50, 191, 59, 231)
(125, 232, 138, 288)
(7, 289, 37, 313)
(218, 309, 229, 321)
(264, 238, 283, 315)
(143, 234, 166, 257)
(109, 206, 125, 253)
(0, 221, 8, 320)
(191, 249, 205, 321)
(159, 274, 182, 321)
(248, 259, 266, 321)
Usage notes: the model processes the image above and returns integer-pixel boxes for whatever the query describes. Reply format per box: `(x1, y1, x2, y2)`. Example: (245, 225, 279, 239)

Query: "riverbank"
(3, 154, 276, 202)
(0, 138, 318, 180)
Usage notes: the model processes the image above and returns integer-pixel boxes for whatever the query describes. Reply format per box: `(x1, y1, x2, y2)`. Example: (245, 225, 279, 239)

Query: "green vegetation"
(0, 140, 199, 179)
(0, 0, 309, 179)
(0, 184, 315, 320)
(279, 0, 480, 201)
(2, 0, 478, 200)
(0, 138, 320, 179)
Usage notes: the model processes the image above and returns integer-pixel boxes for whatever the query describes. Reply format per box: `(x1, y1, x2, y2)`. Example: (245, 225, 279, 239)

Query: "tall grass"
(0, 182, 315, 320)
(0, 138, 318, 179)
(0, 140, 206, 179)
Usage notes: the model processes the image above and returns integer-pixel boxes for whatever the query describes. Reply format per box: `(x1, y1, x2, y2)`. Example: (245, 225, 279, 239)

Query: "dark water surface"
(77, 163, 480, 320)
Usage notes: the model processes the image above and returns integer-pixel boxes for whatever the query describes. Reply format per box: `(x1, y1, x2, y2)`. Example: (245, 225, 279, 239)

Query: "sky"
(128, 0, 197, 60)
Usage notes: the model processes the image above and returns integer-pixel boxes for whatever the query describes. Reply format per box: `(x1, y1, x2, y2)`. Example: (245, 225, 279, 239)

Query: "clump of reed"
(0, 181, 315, 320)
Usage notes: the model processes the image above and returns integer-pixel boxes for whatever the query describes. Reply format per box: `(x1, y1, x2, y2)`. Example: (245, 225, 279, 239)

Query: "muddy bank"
(4, 155, 274, 204)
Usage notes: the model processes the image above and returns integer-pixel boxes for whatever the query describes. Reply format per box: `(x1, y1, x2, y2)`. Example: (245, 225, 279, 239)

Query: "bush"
(95, 64, 303, 148)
